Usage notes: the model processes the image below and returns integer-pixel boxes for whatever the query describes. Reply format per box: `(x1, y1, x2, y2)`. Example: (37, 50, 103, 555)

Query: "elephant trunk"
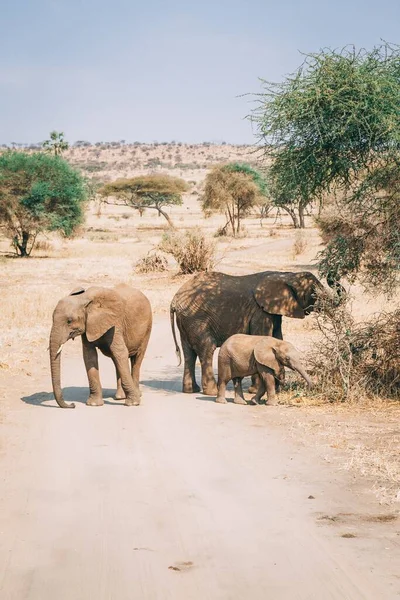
(292, 361, 313, 389)
(49, 327, 75, 409)
(326, 272, 346, 305)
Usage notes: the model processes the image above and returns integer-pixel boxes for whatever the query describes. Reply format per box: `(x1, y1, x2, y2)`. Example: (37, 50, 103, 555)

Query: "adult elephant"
(49, 284, 152, 408)
(170, 270, 339, 395)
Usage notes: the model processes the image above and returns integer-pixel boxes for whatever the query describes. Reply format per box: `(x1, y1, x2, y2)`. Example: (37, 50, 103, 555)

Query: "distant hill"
(2, 142, 260, 184)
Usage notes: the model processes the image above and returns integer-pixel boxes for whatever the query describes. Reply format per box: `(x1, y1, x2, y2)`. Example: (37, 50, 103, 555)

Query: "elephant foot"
(87, 396, 104, 407)
(202, 384, 218, 396)
(182, 382, 201, 394)
(125, 395, 141, 406)
(234, 396, 247, 405)
(250, 396, 260, 405)
(215, 396, 227, 404)
(114, 393, 126, 401)
(266, 397, 279, 406)
(247, 385, 258, 394)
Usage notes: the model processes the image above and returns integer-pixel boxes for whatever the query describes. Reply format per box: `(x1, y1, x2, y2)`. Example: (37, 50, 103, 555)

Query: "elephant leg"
(233, 377, 247, 405)
(115, 366, 126, 400)
(273, 317, 285, 391)
(261, 369, 279, 406)
(215, 376, 228, 404)
(272, 315, 283, 340)
(182, 339, 200, 394)
(198, 343, 217, 396)
(82, 336, 104, 406)
(111, 342, 140, 406)
(251, 376, 266, 405)
(248, 373, 260, 394)
(130, 348, 146, 398)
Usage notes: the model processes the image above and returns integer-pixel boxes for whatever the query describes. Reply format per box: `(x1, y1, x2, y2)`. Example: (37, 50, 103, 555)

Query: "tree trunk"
(156, 206, 175, 228)
(226, 205, 236, 236)
(282, 206, 300, 228)
(298, 204, 306, 229)
(15, 231, 30, 257)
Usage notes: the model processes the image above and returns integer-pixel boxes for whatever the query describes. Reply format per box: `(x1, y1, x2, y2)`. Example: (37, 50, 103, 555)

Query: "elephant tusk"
(55, 343, 64, 357)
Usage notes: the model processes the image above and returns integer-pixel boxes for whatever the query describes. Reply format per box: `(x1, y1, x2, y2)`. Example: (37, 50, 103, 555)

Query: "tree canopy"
(99, 174, 188, 227)
(0, 151, 87, 256)
(202, 163, 268, 235)
(252, 42, 400, 289)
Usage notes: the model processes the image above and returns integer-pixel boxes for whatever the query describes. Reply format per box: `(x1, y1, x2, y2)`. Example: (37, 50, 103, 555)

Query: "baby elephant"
(50, 283, 152, 408)
(216, 334, 312, 405)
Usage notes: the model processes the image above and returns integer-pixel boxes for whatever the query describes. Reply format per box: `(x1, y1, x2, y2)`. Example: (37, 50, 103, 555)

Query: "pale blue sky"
(1, 0, 399, 144)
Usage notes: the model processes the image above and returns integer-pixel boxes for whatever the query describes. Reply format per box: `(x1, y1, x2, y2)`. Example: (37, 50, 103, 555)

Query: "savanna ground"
(0, 144, 399, 597)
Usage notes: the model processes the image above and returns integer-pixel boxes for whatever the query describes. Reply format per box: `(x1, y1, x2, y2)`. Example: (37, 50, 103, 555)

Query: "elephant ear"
(254, 277, 305, 318)
(253, 340, 281, 374)
(85, 287, 124, 342)
(285, 272, 323, 314)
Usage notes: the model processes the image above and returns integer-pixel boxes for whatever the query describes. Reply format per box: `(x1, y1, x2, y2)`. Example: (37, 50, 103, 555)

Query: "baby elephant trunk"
(292, 361, 313, 388)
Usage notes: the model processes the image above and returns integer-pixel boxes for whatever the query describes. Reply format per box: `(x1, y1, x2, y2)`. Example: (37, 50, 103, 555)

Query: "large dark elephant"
(170, 270, 339, 395)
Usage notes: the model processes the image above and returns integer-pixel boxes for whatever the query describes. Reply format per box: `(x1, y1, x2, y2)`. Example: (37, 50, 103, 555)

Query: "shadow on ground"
(140, 378, 182, 394)
(21, 388, 122, 408)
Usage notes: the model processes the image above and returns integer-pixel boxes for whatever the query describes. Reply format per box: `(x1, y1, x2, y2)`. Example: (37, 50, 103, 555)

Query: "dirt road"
(0, 318, 399, 599)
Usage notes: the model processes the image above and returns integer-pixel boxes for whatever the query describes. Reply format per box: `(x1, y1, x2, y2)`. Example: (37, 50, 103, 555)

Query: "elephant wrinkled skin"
(49, 284, 152, 408)
(170, 270, 334, 395)
(216, 334, 312, 405)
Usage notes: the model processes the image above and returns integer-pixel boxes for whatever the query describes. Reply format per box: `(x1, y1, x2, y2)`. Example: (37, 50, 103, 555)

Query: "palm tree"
(42, 131, 69, 156)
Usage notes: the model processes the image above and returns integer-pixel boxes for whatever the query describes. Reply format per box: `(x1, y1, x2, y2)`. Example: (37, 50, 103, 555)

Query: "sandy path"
(0, 318, 398, 600)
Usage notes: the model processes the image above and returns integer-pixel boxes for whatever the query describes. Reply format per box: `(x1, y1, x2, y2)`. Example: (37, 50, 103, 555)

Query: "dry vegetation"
(65, 142, 258, 187)
(0, 142, 399, 503)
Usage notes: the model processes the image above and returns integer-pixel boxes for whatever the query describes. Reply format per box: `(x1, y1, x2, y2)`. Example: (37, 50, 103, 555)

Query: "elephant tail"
(170, 304, 182, 366)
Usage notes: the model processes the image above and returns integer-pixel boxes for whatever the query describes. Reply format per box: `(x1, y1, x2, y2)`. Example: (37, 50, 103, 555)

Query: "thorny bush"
(159, 229, 216, 274)
(135, 251, 168, 274)
(309, 292, 400, 402)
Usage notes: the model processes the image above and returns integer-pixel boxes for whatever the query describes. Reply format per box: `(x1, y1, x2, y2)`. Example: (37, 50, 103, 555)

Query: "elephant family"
(170, 270, 339, 395)
(216, 334, 312, 405)
(49, 284, 152, 408)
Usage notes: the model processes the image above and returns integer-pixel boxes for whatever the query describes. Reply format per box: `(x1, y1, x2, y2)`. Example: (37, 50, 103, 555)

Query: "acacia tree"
(100, 174, 188, 227)
(202, 163, 268, 236)
(42, 131, 69, 156)
(0, 152, 87, 256)
(252, 43, 400, 289)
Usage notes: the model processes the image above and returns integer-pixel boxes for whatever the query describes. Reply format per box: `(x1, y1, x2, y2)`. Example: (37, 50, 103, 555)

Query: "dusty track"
(0, 318, 399, 599)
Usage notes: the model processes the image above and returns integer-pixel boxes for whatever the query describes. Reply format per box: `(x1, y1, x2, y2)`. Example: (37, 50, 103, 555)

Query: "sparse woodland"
(1, 43, 400, 502)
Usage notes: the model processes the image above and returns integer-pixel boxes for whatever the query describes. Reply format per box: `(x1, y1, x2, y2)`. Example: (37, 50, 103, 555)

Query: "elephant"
(215, 334, 312, 405)
(49, 284, 152, 408)
(170, 270, 341, 396)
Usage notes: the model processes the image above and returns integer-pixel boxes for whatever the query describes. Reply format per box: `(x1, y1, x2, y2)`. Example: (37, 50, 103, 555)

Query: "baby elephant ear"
(85, 288, 124, 342)
(69, 286, 86, 296)
(253, 340, 281, 374)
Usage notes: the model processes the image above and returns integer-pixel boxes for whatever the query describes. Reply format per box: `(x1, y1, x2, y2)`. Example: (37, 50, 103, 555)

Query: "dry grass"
(286, 403, 400, 504)
(292, 230, 308, 258)
(135, 251, 169, 274)
(344, 442, 400, 504)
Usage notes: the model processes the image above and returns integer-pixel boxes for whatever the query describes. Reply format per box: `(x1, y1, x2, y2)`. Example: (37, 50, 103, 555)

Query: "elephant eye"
(67, 317, 73, 325)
